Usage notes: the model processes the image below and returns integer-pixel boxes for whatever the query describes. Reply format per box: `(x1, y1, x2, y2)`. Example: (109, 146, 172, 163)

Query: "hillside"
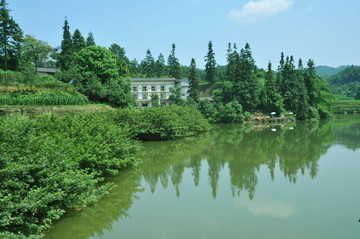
(327, 65, 360, 98)
(315, 65, 352, 79)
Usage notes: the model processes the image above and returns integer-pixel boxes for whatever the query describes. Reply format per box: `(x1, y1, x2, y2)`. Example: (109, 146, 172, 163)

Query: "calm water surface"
(45, 115, 360, 239)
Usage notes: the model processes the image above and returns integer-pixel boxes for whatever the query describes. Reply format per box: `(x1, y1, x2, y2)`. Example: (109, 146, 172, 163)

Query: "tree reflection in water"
(45, 116, 360, 239)
(140, 120, 337, 199)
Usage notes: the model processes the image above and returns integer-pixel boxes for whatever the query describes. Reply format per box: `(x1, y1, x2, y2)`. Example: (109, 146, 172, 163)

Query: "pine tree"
(57, 19, 72, 71)
(86, 32, 95, 47)
(72, 29, 85, 53)
(226, 42, 236, 82)
(188, 58, 200, 102)
(109, 43, 130, 77)
(0, 0, 23, 70)
(155, 53, 166, 77)
(143, 49, 155, 77)
(304, 59, 319, 107)
(265, 62, 283, 113)
(276, 52, 285, 92)
(167, 43, 181, 79)
(129, 58, 139, 76)
(204, 41, 218, 84)
(237, 43, 259, 111)
(109, 43, 129, 64)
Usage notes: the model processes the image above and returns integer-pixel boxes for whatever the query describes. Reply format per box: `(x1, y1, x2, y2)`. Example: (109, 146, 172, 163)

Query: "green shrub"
(108, 105, 210, 140)
(0, 112, 140, 238)
(0, 91, 89, 106)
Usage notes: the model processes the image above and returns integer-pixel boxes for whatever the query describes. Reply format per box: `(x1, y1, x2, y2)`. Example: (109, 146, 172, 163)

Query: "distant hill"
(327, 65, 360, 97)
(315, 65, 353, 79)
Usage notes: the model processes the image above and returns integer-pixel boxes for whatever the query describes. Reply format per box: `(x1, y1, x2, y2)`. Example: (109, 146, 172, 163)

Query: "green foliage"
(188, 58, 200, 102)
(169, 86, 185, 105)
(198, 99, 215, 120)
(218, 99, 244, 123)
(150, 93, 159, 107)
(22, 35, 53, 72)
(0, 112, 140, 238)
(85, 32, 95, 47)
(204, 41, 218, 84)
(141, 49, 155, 78)
(72, 29, 85, 53)
(109, 43, 130, 77)
(316, 65, 350, 79)
(73, 46, 135, 107)
(0, 91, 88, 106)
(109, 105, 210, 140)
(327, 65, 360, 97)
(57, 20, 72, 71)
(0, 0, 23, 71)
(155, 53, 167, 77)
(167, 44, 181, 79)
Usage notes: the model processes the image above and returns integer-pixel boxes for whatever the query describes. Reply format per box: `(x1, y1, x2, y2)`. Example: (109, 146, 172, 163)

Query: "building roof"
(129, 78, 177, 82)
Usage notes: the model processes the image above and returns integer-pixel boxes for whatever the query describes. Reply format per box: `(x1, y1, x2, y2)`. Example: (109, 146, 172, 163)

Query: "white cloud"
(235, 197, 297, 218)
(228, 0, 295, 23)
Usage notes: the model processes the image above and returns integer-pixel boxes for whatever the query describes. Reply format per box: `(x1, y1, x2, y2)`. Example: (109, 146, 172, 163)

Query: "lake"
(44, 114, 360, 239)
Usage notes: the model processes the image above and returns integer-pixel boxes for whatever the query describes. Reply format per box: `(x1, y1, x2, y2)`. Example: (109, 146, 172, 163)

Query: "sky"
(8, 0, 360, 69)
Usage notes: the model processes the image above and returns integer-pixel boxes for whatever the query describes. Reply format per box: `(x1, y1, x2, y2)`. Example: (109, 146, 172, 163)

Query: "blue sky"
(9, 0, 360, 69)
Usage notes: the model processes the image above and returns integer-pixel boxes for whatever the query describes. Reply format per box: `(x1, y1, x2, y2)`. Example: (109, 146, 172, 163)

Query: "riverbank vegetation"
(0, 104, 209, 238)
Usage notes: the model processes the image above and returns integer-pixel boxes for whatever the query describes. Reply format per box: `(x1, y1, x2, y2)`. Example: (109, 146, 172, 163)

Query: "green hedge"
(0, 92, 89, 106)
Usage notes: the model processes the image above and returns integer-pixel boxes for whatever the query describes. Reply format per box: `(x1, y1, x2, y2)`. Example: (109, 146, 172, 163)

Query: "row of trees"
(1, 0, 333, 119)
(194, 42, 333, 120)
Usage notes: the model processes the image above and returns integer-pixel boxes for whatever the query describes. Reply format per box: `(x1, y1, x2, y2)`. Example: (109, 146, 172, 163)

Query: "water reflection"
(44, 169, 144, 239)
(141, 121, 337, 199)
(45, 115, 360, 238)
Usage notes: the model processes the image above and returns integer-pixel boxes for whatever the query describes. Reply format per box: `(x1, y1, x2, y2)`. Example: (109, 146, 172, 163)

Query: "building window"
(151, 86, 156, 91)
(142, 86, 147, 91)
(142, 103, 148, 108)
(133, 86, 137, 92)
(160, 93, 165, 99)
(160, 86, 165, 91)
(169, 87, 173, 91)
(161, 102, 166, 106)
(134, 94, 138, 99)
(142, 93, 147, 99)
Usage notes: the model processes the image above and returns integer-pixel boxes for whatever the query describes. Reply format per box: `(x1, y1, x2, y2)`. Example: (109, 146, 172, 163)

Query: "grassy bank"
(0, 104, 112, 117)
(332, 100, 360, 114)
(0, 105, 210, 238)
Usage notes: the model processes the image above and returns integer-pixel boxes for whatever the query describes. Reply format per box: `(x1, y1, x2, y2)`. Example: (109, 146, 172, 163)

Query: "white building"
(130, 78, 189, 108)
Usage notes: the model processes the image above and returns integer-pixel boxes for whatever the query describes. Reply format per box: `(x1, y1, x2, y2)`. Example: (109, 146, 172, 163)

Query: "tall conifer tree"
(72, 29, 85, 53)
(204, 41, 218, 84)
(188, 58, 200, 102)
(143, 49, 155, 77)
(167, 43, 181, 79)
(86, 32, 95, 47)
(226, 43, 236, 82)
(265, 62, 283, 113)
(57, 19, 72, 71)
(304, 59, 319, 107)
(155, 53, 166, 77)
(237, 43, 259, 111)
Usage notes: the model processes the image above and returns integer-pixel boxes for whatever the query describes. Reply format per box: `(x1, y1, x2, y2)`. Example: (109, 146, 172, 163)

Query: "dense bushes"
(0, 112, 140, 238)
(0, 91, 89, 106)
(0, 105, 210, 238)
(197, 99, 250, 123)
(108, 104, 210, 140)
